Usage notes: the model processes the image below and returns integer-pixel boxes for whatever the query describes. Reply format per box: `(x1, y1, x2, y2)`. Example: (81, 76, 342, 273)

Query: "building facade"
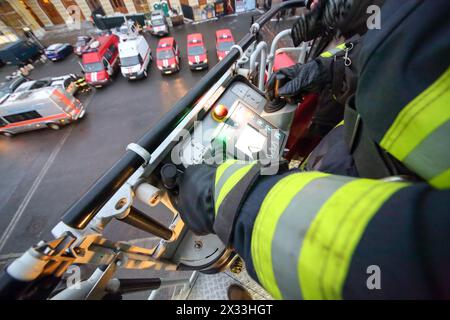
(0, 0, 182, 44)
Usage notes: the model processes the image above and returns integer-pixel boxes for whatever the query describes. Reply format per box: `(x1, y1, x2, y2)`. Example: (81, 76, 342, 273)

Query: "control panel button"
(212, 104, 228, 122)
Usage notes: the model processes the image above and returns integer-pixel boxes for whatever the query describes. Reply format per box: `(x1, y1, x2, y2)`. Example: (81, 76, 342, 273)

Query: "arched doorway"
(86, 0, 102, 11)
(110, 0, 128, 14)
(37, 0, 64, 25)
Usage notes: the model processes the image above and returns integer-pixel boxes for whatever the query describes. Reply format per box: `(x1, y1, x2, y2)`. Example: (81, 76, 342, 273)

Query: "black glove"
(266, 59, 330, 102)
(177, 164, 216, 235)
(291, 0, 329, 46)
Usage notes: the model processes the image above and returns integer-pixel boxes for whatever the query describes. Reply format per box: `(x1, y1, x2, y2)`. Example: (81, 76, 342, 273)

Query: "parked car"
(215, 29, 235, 61)
(13, 74, 79, 96)
(0, 87, 86, 137)
(74, 36, 93, 56)
(0, 76, 29, 104)
(45, 43, 73, 61)
(0, 40, 42, 66)
(81, 35, 120, 88)
(156, 37, 181, 75)
(148, 10, 170, 36)
(119, 35, 152, 79)
(187, 33, 208, 71)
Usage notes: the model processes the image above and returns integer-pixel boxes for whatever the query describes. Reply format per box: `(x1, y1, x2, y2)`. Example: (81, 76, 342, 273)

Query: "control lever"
(264, 73, 289, 113)
(161, 163, 179, 190)
(160, 163, 181, 211)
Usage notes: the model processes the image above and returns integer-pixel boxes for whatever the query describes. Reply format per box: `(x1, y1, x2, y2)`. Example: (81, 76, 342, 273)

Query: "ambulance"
(118, 35, 152, 79)
(187, 33, 208, 71)
(156, 37, 181, 75)
(0, 87, 86, 137)
(81, 35, 120, 88)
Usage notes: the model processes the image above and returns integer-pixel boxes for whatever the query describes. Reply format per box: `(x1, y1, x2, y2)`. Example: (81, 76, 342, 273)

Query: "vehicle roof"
(0, 40, 24, 51)
(0, 77, 26, 90)
(187, 33, 204, 44)
(216, 29, 233, 39)
(91, 35, 117, 49)
(15, 81, 38, 91)
(157, 37, 174, 49)
(82, 35, 117, 60)
(47, 43, 66, 50)
(0, 87, 58, 107)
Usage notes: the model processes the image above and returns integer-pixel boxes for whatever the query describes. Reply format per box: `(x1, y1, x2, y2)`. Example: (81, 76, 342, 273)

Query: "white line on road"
(0, 127, 73, 253)
(0, 252, 22, 263)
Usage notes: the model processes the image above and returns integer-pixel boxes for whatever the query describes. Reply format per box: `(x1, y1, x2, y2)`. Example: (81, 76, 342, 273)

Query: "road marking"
(0, 252, 22, 263)
(0, 127, 73, 253)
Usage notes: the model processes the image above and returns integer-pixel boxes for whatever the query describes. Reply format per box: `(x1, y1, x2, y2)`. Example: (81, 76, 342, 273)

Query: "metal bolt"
(194, 240, 203, 250)
(74, 247, 85, 256)
(115, 198, 128, 210)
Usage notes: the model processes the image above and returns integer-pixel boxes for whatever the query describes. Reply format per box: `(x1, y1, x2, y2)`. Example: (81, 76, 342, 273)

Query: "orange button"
(212, 104, 228, 122)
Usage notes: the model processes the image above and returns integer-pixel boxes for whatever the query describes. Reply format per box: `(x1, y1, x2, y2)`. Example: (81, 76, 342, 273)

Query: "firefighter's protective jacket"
(178, 0, 450, 299)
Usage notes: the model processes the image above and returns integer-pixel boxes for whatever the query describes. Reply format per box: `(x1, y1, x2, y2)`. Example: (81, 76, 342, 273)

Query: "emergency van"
(215, 29, 235, 61)
(0, 87, 86, 137)
(187, 33, 208, 71)
(118, 35, 152, 80)
(156, 37, 181, 75)
(81, 35, 120, 88)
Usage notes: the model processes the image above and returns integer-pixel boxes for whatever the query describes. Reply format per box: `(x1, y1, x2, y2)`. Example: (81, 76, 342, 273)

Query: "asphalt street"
(0, 13, 267, 260)
(0, 12, 296, 269)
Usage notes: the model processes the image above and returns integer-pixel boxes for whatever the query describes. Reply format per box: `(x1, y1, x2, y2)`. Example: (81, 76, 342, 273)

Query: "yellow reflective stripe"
(380, 67, 450, 161)
(335, 120, 344, 128)
(215, 163, 255, 216)
(299, 179, 408, 299)
(320, 43, 346, 58)
(320, 52, 334, 58)
(251, 172, 329, 299)
(430, 167, 450, 189)
(214, 160, 237, 187)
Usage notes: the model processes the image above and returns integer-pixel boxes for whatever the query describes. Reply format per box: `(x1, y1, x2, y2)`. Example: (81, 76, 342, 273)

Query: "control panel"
(176, 77, 288, 167)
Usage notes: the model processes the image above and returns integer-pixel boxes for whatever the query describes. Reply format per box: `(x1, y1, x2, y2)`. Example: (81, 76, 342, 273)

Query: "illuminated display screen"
(235, 124, 267, 158)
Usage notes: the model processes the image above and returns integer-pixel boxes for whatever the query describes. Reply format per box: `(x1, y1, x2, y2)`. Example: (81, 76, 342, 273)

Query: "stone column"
(6, 0, 45, 37)
(98, 0, 115, 15)
(50, 0, 71, 23)
(74, 0, 93, 20)
(25, 0, 54, 27)
(124, 0, 137, 13)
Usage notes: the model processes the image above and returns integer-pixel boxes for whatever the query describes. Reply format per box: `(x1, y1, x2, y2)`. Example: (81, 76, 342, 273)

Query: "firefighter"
(175, 0, 450, 299)
(281, 0, 384, 139)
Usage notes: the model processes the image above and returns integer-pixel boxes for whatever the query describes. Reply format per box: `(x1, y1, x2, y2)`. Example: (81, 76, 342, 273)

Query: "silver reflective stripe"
(214, 162, 247, 203)
(403, 119, 450, 180)
(271, 176, 352, 299)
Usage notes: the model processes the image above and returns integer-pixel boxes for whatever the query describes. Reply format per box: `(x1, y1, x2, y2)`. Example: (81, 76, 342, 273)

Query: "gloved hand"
(291, 0, 383, 45)
(176, 164, 216, 235)
(291, 0, 328, 46)
(265, 59, 330, 102)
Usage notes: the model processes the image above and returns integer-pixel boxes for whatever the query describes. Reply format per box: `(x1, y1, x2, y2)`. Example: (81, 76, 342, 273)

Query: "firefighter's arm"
(266, 41, 357, 102)
(177, 163, 450, 299)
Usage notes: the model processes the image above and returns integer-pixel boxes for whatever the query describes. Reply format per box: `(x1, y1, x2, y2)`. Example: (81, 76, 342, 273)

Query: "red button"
(212, 104, 228, 121)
